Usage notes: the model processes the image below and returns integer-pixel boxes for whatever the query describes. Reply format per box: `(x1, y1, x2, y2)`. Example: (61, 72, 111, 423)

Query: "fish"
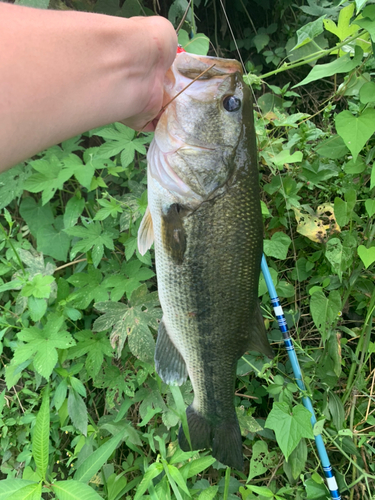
(137, 51, 274, 471)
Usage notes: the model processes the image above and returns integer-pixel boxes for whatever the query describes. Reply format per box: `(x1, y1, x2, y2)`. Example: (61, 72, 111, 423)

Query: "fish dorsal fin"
(137, 206, 154, 256)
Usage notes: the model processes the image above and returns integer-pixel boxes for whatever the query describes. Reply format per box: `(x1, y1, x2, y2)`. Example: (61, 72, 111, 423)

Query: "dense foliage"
(0, 0, 374, 499)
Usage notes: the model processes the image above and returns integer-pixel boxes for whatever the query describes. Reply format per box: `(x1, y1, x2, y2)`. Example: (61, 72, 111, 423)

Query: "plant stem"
(223, 466, 231, 500)
(259, 30, 366, 80)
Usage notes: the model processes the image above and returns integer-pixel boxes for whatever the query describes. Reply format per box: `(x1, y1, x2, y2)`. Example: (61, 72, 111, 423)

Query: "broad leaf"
(52, 480, 103, 500)
(294, 46, 362, 87)
(265, 402, 314, 460)
(335, 108, 375, 161)
(0, 480, 36, 500)
(263, 232, 292, 259)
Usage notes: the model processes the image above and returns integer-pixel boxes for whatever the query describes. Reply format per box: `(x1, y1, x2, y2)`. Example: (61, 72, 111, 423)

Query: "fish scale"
(138, 51, 274, 470)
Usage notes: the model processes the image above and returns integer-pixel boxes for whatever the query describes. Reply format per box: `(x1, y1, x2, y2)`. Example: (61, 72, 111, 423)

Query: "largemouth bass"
(138, 51, 274, 470)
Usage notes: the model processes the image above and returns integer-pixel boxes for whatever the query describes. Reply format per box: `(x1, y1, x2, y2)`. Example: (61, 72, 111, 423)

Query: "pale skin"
(0, 3, 177, 171)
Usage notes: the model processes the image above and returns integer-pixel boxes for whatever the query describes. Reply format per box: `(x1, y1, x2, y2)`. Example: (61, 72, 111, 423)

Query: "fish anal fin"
(137, 206, 154, 256)
(155, 319, 188, 386)
(245, 303, 275, 359)
(179, 406, 243, 471)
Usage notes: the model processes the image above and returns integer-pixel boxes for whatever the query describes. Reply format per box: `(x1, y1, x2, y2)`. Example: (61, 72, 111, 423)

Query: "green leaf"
(28, 296, 47, 322)
(357, 245, 375, 268)
(323, 4, 358, 42)
(359, 81, 375, 104)
(74, 432, 124, 483)
(253, 33, 270, 52)
(178, 29, 210, 55)
(0, 480, 37, 500)
(264, 232, 292, 259)
(325, 238, 344, 281)
(271, 150, 303, 167)
(365, 199, 375, 217)
(293, 16, 325, 49)
(14, 315, 75, 379)
(23, 157, 74, 205)
(310, 290, 341, 342)
(64, 196, 86, 229)
(37, 216, 71, 261)
(66, 330, 113, 379)
(0, 164, 32, 210)
(315, 135, 349, 159)
(134, 463, 163, 500)
(248, 440, 278, 481)
(5, 482, 42, 500)
(52, 480, 103, 500)
(20, 274, 55, 299)
(335, 108, 375, 161)
(65, 221, 117, 268)
(265, 402, 314, 460)
(68, 389, 88, 436)
(294, 45, 362, 88)
(32, 389, 50, 480)
(183, 456, 216, 478)
(19, 197, 54, 237)
(304, 477, 330, 499)
(286, 438, 307, 480)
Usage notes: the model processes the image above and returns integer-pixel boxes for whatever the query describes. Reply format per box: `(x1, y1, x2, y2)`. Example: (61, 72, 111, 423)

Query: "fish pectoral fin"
(179, 406, 244, 471)
(155, 319, 188, 386)
(137, 206, 154, 256)
(246, 303, 275, 359)
(161, 204, 187, 265)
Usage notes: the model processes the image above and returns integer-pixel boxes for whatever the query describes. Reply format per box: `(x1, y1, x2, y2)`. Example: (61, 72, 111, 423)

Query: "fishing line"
(262, 255, 342, 500)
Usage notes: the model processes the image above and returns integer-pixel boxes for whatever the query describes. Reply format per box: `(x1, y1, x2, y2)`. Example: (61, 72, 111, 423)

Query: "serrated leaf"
(27, 296, 47, 322)
(74, 431, 124, 483)
(335, 108, 375, 161)
(14, 315, 75, 379)
(68, 389, 88, 436)
(32, 389, 50, 480)
(52, 480, 103, 500)
(0, 164, 32, 210)
(265, 402, 314, 460)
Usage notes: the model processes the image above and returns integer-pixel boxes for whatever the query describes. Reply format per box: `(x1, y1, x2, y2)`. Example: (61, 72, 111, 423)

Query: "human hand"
(118, 16, 177, 132)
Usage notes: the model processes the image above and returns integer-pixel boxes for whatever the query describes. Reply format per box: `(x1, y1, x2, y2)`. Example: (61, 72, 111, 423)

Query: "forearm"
(0, 4, 176, 170)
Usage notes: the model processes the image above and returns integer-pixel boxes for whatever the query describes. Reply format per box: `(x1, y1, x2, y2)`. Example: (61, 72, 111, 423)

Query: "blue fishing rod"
(261, 255, 341, 500)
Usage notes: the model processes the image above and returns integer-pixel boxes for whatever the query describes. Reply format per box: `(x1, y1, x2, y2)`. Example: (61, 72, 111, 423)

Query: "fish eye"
(223, 95, 241, 112)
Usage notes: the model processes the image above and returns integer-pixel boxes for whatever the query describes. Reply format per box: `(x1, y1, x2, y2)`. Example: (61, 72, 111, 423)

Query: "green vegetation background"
(0, 0, 374, 499)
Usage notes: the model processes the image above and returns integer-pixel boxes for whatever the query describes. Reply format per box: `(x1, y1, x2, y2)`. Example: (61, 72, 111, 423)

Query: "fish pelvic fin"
(155, 319, 188, 386)
(137, 206, 154, 256)
(246, 303, 275, 359)
(179, 406, 244, 471)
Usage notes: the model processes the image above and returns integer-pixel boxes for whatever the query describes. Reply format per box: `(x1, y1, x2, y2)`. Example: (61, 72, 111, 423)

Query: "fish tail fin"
(178, 406, 243, 471)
